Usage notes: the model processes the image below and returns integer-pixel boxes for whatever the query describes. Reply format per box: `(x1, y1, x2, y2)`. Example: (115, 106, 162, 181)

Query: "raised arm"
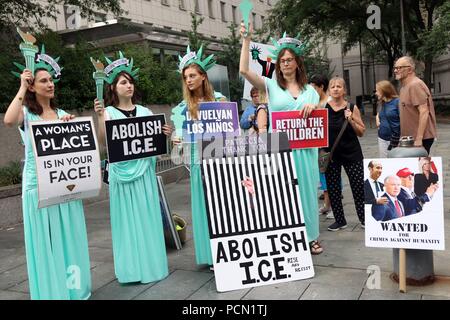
(239, 23, 265, 92)
(94, 99, 106, 147)
(4, 69, 32, 127)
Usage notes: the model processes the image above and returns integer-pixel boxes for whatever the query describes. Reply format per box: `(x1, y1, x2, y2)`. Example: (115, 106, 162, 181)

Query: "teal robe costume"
(265, 78, 320, 242)
(173, 92, 224, 265)
(105, 105, 168, 283)
(20, 107, 91, 300)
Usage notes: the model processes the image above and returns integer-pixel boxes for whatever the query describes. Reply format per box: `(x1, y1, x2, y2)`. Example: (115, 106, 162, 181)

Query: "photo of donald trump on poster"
(364, 157, 445, 250)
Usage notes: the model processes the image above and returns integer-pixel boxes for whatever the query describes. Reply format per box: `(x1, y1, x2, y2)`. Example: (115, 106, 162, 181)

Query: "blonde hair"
(418, 157, 432, 173)
(182, 64, 215, 120)
(258, 89, 268, 105)
(329, 76, 347, 96)
(376, 80, 398, 102)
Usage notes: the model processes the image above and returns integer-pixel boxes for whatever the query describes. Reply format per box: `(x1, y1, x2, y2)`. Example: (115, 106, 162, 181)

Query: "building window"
(231, 5, 237, 24)
(194, 0, 201, 14)
(220, 2, 226, 22)
(161, 0, 170, 6)
(438, 82, 441, 93)
(179, 0, 186, 10)
(94, 12, 106, 23)
(344, 70, 351, 96)
(252, 12, 256, 29)
(208, 0, 214, 19)
(261, 15, 265, 27)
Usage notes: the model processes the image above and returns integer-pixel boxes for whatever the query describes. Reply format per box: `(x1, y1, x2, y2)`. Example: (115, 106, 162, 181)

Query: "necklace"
(116, 106, 136, 118)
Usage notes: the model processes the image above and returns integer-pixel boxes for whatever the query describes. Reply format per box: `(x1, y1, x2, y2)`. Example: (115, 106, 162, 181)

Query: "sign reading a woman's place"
(29, 117, 101, 208)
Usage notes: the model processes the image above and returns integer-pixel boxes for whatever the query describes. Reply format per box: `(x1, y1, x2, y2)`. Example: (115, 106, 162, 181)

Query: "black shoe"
(361, 223, 365, 229)
(327, 221, 348, 231)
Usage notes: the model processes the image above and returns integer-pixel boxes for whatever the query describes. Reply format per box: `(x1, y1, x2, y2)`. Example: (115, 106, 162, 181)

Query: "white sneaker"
(326, 211, 334, 219)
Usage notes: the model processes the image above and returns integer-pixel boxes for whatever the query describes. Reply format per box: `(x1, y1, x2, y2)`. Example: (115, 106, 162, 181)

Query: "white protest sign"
(364, 157, 444, 250)
(201, 133, 314, 292)
(29, 117, 101, 208)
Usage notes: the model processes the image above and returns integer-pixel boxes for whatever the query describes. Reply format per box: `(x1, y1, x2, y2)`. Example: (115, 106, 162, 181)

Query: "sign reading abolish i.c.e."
(105, 114, 167, 163)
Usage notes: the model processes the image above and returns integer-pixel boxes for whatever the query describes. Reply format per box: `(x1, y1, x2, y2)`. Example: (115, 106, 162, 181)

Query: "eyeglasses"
(393, 65, 411, 71)
(280, 58, 295, 65)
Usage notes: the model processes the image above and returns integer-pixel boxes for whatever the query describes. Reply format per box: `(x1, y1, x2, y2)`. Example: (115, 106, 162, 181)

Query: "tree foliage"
(0, 30, 182, 112)
(267, 0, 450, 85)
(0, 0, 123, 31)
(187, 13, 209, 52)
(217, 23, 243, 106)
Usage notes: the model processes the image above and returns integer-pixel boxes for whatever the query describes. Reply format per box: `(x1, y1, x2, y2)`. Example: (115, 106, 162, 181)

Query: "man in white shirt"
(364, 160, 389, 205)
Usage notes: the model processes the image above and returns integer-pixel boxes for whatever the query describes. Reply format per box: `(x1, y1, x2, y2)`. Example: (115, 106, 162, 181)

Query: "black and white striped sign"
(201, 133, 314, 292)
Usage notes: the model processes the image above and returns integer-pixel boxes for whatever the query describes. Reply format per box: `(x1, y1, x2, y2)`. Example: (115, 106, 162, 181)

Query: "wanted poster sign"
(183, 102, 240, 143)
(29, 117, 101, 208)
(201, 133, 314, 292)
(364, 157, 444, 250)
(105, 114, 167, 163)
(271, 109, 328, 149)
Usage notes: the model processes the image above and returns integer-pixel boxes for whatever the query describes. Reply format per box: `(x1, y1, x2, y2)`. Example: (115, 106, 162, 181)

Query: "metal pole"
(400, 0, 407, 54)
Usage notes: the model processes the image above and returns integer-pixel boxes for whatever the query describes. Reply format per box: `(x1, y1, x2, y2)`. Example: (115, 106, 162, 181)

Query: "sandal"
(309, 240, 323, 255)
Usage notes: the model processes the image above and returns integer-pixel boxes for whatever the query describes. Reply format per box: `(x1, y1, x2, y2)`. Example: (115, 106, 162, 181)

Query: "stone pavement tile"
(309, 266, 368, 288)
(91, 279, 157, 300)
(133, 270, 213, 300)
(299, 283, 362, 300)
(89, 246, 114, 263)
(401, 276, 450, 298)
(7, 280, 28, 294)
(313, 233, 392, 271)
(0, 249, 26, 274)
(0, 289, 29, 300)
(90, 262, 117, 292)
(86, 230, 112, 248)
(242, 279, 310, 300)
(0, 264, 28, 290)
(378, 269, 450, 298)
(0, 227, 24, 250)
(421, 294, 450, 300)
(359, 288, 421, 300)
(188, 278, 250, 300)
(167, 240, 211, 273)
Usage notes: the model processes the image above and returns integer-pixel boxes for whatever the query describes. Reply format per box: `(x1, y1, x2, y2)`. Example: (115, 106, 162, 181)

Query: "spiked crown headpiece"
(12, 45, 63, 83)
(268, 32, 308, 60)
(178, 45, 215, 73)
(103, 51, 139, 84)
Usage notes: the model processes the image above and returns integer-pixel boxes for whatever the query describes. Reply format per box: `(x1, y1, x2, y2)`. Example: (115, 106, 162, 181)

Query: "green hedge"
(0, 161, 22, 187)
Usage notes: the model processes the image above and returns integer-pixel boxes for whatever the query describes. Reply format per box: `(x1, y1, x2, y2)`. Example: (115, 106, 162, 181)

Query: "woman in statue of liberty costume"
(94, 52, 171, 283)
(171, 47, 226, 267)
(5, 42, 92, 299)
(239, 24, 323, 255)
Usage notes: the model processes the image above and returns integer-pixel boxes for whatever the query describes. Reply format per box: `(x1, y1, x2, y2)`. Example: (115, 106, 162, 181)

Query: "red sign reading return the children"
(271, 109, 328, 149)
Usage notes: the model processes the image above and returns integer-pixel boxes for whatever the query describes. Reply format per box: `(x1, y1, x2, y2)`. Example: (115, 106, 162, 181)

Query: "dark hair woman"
(5, 57, 91, 299)
(94, 52, 172, 284)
